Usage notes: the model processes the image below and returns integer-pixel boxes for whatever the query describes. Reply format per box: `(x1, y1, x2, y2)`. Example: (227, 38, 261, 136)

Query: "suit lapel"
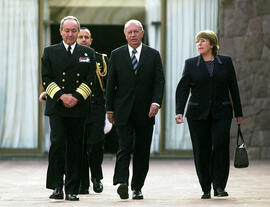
(57, 43, 73, 69)
(196, 55, 211, 79)
(63, 43, 81, 71)
(72, 43, 81, 63)
(123, 45, 135, 73)
(136, 44, 146, 73)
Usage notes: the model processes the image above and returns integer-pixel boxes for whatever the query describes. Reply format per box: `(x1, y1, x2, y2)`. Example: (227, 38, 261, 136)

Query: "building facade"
(0, 0, 269, 159)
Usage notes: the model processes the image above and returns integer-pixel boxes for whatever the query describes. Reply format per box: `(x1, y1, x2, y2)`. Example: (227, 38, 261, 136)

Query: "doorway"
(50, 24, 127, 57)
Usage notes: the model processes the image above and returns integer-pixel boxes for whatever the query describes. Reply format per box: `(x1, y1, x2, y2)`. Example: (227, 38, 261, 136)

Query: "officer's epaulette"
(95, 51, 107, 57)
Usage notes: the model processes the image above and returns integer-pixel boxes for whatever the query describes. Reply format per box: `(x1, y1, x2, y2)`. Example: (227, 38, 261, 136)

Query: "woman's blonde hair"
(195, 30, 219, 56)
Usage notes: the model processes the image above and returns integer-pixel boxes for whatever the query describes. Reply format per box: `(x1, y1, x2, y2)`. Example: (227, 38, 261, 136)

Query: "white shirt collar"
(128, 43, 142, 61)
(63, 41, 76, 54)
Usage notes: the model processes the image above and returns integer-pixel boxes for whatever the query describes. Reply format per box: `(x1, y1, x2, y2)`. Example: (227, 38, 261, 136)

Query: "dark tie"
(131, 49, 138, 73)
(68, 45, 72, 55)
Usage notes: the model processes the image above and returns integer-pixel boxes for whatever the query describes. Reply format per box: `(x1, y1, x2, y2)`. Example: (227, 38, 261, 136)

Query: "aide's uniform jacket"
(80, 52, 108, 185)
(85, 52, 108, 144)
(175, 55, 243, 120)
(42, 42, 96, 117)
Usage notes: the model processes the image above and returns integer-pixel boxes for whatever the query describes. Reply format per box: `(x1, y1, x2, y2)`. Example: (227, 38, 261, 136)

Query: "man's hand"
(60, 94, 78, 108)
(236, 117, 243, 125)
(106, 112, 114, 124)
(148, 104, 159, 118)
(39, 91, 47, 102)
(175, 114, 184, 124)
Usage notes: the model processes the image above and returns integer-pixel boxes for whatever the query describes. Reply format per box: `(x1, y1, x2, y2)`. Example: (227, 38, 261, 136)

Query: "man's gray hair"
(124, 19, 144, 33)
(60, 16, 80, 30)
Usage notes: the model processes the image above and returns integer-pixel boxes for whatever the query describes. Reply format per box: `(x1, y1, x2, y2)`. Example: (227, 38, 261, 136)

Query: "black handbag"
(234, 124, 249, 168)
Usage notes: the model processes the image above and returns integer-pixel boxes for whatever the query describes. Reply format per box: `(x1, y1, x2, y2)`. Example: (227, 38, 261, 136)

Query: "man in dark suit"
(76, 27, 108, 194)
(41, 16, 96, 201)
(106, 19, 165, 200)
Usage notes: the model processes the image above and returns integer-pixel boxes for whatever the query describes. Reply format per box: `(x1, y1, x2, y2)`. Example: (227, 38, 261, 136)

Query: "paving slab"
(0, 159, 269, 207)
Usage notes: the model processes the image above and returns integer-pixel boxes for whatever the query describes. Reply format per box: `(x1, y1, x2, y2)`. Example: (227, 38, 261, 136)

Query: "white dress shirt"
(128, 43, 142, 61)
(63, 41, 76, 54)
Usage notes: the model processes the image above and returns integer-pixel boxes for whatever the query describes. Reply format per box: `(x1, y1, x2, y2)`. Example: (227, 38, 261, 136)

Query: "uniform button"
(77, 73, 80, 77)
(43, 82, 46, 85)
(90, 82, 93, 86)
(92, 94, 95, 97)
(62, 86, 65, 89)
(63, 72, 66, 75)
(76, 80, 79, 83)
(62, 79, 65, 82)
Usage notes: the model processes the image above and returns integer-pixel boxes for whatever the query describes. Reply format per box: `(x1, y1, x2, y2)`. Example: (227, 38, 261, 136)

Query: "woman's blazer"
(175, 55, 243, 120)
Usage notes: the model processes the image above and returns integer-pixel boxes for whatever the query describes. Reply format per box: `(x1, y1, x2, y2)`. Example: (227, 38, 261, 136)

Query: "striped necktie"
(131, 49, 138, 73)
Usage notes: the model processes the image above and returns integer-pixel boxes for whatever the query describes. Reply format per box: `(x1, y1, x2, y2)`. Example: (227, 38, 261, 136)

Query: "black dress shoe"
(132, 190, 143, 200)
(65, 194, 79, 201)
(201, 191, 211, 199)
(117, 183, 129, 199)
(92, 178, 103, 193)
(214, 188, 228, 197)
(49, 187, 63, 199)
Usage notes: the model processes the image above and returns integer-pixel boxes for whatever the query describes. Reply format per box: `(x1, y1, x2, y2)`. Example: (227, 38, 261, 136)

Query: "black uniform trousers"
(113, 119, 153, 191)
(80, 141, 104, 189)
(46, 115, 84, 194)
(187, 116, 232, 193)
(80, 111, 105, 189)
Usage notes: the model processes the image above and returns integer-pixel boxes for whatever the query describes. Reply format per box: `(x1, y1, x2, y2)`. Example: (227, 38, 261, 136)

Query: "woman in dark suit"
(175, 30, 243, 199)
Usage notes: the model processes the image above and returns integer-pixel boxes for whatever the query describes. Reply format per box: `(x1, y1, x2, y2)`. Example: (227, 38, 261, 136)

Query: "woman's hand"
(175, 114, 184, 124)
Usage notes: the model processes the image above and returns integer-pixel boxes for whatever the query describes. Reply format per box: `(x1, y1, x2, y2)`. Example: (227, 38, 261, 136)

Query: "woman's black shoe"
(214, 188, 228, 197)
(201, 192, 211, 199)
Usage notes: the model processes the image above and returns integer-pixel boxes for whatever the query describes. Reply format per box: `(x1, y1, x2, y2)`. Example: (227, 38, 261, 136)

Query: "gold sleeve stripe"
(46, 82, 61, 99)
(76, 83, 91, 100)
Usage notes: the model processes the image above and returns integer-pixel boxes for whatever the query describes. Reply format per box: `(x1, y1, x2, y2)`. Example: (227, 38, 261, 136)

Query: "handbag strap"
(237, 124, 245, 146)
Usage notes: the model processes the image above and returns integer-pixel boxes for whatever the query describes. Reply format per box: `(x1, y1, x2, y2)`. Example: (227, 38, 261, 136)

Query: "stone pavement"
(0, 158, 269, 207)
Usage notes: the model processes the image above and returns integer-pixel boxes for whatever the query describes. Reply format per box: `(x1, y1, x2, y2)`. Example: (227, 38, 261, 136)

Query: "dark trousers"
(46, 115, 84, 194)
(113, 121, 153, 191)
(187, 118, 232, 193)
(80, 140, 104, 189)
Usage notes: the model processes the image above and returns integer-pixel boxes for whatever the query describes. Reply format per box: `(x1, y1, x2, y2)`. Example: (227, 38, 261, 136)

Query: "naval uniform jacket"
(106, 44, 165, 126)
(42, 42, 96, 118)
(175, 55, 243, 120)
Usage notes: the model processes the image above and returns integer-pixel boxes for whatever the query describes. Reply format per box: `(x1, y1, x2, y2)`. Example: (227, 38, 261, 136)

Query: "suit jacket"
(106, 44, 165, 126)
(42, 42, 96, 117)
(175, 55, 243, 120)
